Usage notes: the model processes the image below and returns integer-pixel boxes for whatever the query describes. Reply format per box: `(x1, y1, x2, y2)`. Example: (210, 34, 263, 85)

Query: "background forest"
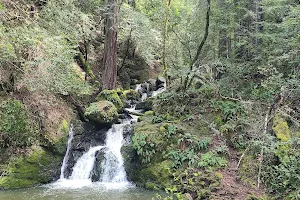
(0, 0, 299, 199)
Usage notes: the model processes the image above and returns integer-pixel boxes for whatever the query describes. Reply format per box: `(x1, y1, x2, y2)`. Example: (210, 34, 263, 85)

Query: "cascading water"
(70, 146, 105, 180)
(60, 125, 74, 179)
(100, 123, 128, 183)
(151, 81, 166, 97)
(52, 81, 166, 189)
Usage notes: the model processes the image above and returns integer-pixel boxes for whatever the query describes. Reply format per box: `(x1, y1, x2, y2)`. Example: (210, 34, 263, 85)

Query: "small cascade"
(53, 80, 166, 189)
(60, 125, 74, 179)
(141, 93, 147, 102)
(100, 124, 128, 183)
(152, 82, 166, 97)
(135, 84, 142, 92)
(70, 145, 105, 180)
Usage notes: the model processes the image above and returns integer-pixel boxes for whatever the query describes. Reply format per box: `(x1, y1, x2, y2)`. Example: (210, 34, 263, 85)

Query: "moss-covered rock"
(121, 144, 138, 182)
(0, 146, 61, 189)
(96, 90, 124, 111)
(132, 161, 173, 190)
(136, 97, 154, 111)
(172, 168, 222, 199)
(121, 89, 140, 101)
(85, 101, 118, 125)
(144, 110, 154, 116)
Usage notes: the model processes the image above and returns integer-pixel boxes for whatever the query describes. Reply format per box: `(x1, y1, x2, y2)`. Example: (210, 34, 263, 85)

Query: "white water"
(100, 123, 128, 183)
(152, 82, 166, 97)
(60, 125, 74, 179)
(141, 93, 147, 102)
(70, 146, 105, 180)
(51, 82, 166, 189)
(135, 84, 142, 93)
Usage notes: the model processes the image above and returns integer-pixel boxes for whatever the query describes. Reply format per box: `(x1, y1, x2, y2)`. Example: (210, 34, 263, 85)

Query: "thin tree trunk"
(183, 0, 211, 91)
(102, 0, 118, 90)
(162, 0, 172, 87)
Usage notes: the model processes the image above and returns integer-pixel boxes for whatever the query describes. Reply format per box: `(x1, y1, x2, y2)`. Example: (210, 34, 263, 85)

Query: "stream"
(0, 185, 160, 200)
(0, 80, 166, 200)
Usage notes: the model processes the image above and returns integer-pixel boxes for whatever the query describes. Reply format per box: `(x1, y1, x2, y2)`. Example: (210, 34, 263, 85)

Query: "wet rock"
(91, 149, 106, 182)
(121, 145, 138, 182)
(147, 79, 157, 91)
(135, 98, 154, 111)
(156, 77, 166, 89)
(141, 83, 150, 93)
(64, 122, 109, 178)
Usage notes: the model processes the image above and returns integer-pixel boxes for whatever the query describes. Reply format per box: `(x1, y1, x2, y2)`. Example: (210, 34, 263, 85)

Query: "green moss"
(0, 146, 61, 189)
(272, 115, 291, 142)
(96, 90, 124, 111)
(144, 110, 154, 116)
(121, 89, 140, 101)
(60, 119, 69, 135)
(172, 168, 222, 199)
(133, 161, 173, 190)
(85, 101, 118, 125)
(214, 172, 223, 180)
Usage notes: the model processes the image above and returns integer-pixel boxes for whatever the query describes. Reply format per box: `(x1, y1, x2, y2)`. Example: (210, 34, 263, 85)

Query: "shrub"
(0, 100, 35, 147)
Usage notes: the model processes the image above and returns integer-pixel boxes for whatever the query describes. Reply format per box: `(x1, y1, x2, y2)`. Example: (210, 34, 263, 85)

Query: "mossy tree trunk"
(102, 0, 118, 90)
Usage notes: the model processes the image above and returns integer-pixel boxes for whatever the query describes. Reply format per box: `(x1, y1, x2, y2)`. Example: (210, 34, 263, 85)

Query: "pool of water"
(0, 183, 161, 200)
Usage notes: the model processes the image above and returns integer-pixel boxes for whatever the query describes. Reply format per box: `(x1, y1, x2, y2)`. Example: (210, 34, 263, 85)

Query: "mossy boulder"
(96, 90, 124, 111)
(136, 97, 154, 111)
(132, 161, 173, 190)
(85, 101, 118, 125)
(121, 89, 140, 101)
(172, 168, 222, 199)
(121, 144, 138, 182)
(0, 146, 61, 189)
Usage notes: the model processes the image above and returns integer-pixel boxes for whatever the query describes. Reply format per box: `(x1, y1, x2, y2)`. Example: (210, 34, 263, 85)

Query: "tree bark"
(102, 0, 118, 90)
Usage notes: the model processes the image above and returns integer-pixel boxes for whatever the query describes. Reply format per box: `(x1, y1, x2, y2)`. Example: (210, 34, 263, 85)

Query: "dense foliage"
(0, 0, 299, 198)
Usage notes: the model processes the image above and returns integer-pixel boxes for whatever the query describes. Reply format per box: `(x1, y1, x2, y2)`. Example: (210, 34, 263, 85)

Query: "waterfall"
(60, 125, 74, 179)
(100, 124, 128, 183)
(70, 146, 105, 180)
(52, 82, 166, 189)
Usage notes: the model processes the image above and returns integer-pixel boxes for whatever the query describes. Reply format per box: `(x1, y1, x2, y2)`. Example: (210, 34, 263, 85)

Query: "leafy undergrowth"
(130, 86, 299, 199)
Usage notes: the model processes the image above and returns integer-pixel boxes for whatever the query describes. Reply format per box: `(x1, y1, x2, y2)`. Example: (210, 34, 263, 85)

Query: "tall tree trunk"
(102, 0, 118, 90)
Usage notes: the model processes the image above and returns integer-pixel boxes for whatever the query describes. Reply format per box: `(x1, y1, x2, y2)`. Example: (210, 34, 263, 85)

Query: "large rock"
(96, 90, 124, 111)
(135, 97, 154, 111)
(0, 146, 61, 189)
(156, 76, 166, 90)
(91, 149, 106, 181)
(147, 79, 157, 91)
(84, 101, 118, 125)
(62, 122, 109, 179)
(121, 89, 140, 101)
